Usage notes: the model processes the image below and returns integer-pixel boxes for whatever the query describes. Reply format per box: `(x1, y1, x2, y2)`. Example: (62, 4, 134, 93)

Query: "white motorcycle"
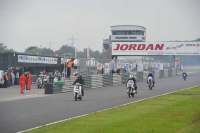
(73, 83, 83, 101)
(147, 76, 153, 90)
(127, 80, 136, 97)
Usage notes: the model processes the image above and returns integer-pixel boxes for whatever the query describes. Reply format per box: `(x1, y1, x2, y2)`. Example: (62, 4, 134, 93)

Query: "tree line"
(0, 43, 101, 59)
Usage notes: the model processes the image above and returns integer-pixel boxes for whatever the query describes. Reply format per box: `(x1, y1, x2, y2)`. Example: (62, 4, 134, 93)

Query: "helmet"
(78, 75, 82, 79)
(129, 74, 133, 79)
(71, 58, 74, 61)
(149, 72, 152, 74)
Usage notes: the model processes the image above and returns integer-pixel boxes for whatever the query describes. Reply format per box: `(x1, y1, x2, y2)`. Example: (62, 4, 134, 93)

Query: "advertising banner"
(117, 63, 121, 69)
(129, 64, 132, 71)
(132, 63, 137, 71)
(156, 63, 164, 70)
(104, 63, 110, 73)
(137, 63, 144, 72)
(121, 63, 125, 68)
(97, 62, 102, 70)
(125, 63, 129, 71)
(112, 42, 200, 55)
(18, 55, 57, 64)
(143, 62, 149, 69)
(112, 62, 116, 69)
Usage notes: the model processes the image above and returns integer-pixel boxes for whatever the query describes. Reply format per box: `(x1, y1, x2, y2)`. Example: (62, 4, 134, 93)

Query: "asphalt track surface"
(0, 72, 199, 133)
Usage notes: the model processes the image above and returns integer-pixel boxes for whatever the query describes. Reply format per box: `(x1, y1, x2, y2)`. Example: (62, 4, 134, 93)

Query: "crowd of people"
(3, 70, 32, 94)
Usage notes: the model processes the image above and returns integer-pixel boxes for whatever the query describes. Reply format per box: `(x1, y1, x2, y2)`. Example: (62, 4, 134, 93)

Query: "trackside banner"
(112, 42, 200, 55)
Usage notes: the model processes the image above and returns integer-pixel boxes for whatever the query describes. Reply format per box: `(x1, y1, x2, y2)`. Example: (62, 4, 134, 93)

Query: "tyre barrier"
(136, 71, 143, 82)
(159, 70, 164, 78)
(53, 68, 179, 93)
(53, 85, 63, 94)
(168, 69, 172, 77)
(44, 83, 53, 94)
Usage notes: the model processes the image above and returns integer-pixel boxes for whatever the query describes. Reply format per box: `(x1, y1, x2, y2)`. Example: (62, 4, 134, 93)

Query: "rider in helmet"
(147, 72, 155, 87)
(73, 75, 85, 96)
(126, 74, 137, 94)
(71, 58, 75, 61)
(182, 72, 187, 77)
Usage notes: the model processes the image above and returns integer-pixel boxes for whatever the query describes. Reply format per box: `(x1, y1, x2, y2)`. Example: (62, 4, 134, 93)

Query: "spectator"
(19, 73, 26, 94)
(117, 69, 120, 75)
(3, 72, 8, 88)
(16, 72, 19, 85)
(11, 70, 15, 86)
(101, 68, 104, 74)
(66, 58, 74, 79)
(24, 72, 28, 90)
(27, 71, 32, 90)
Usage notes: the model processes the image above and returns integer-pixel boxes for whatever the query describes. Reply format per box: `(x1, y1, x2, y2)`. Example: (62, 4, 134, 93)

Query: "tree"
(0, 43, 7, 53)
(89, 49, 101, 59)
(0, 43, 17, 53)
(76, 48, 101, 59)
(24, 46, 40, 54)
(24, 46, 55, 56)
(40, 48, 55, 56)
(57, 44, 74, 56)
(195, 38, 200, 41)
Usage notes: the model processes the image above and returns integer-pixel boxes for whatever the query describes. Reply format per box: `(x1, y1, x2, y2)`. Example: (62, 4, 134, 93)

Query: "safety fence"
(70, 58, 176, 76)
(60, 68, 177, 93)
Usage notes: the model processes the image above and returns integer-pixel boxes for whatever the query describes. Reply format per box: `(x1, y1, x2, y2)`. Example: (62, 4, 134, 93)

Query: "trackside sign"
(112, 42, 200, 55)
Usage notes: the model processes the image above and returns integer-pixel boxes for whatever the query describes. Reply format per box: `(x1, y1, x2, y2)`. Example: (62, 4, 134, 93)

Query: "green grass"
(183, 66, 200, 72)
(26, 86, 200, 133)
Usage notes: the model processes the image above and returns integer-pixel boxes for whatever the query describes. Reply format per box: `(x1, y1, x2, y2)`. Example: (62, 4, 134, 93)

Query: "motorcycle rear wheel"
(75, 93, 78, 101)
(128, 89, 131, 98)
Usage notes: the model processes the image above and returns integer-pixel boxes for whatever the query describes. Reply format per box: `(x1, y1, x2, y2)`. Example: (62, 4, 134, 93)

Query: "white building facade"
(103, 25, 146, 52)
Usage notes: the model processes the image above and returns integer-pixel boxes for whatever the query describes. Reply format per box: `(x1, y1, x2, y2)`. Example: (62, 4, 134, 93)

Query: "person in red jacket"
(19, 73, 26, 94)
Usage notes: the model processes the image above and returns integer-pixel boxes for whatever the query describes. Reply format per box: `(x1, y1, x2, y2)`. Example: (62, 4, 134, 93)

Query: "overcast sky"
(0, 0, 200, 52)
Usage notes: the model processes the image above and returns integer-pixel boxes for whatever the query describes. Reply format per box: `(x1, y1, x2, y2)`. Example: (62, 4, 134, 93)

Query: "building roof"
(0, 51, 65, 58)
(111, 25, 146, 29)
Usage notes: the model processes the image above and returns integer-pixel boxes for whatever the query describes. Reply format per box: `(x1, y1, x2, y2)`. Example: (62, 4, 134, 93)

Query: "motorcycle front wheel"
(149, 83, 151, 90)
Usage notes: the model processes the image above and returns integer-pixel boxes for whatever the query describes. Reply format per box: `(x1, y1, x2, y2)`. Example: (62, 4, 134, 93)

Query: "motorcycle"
(182, 74, 187, 81)
(126, 81, 136, 97)
(147, 77, 153, 90)
(37, 77, 43, 89)
(73, 83, 83, 101)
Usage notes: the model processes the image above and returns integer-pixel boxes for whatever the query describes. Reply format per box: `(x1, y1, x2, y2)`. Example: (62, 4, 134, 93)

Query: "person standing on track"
(19, 73, 26, 94)
(66, 58, 75, 80)
(27, 71, 32, 90)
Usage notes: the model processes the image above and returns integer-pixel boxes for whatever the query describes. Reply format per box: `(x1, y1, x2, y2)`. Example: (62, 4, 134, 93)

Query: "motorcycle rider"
(73, 75, 85, 96)
(147, 72, 155, 87)
(126, 74, 137, 94)
(182, 72, 187, 78)
(49, 73, 54, 83)
(36, 75, 43, 89)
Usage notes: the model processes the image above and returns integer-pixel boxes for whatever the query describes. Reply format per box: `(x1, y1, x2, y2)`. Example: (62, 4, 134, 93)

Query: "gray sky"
(0, 0, 200, 53)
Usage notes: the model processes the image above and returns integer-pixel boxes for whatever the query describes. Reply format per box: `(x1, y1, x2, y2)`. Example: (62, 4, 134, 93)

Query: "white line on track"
(0, 94, 51, 103)
(17, 85, 199, 133)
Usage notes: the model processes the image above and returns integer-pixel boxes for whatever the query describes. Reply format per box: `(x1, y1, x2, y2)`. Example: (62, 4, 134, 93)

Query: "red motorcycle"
(127, 82, 136, 97)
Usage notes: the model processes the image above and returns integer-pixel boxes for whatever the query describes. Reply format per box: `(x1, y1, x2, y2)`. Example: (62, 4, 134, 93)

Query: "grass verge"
(25, 86, 200, 133)
(183, 66, 200, 72)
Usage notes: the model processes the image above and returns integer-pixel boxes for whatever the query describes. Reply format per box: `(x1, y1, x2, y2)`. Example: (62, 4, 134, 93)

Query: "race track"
(0, 72, 199, 133)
